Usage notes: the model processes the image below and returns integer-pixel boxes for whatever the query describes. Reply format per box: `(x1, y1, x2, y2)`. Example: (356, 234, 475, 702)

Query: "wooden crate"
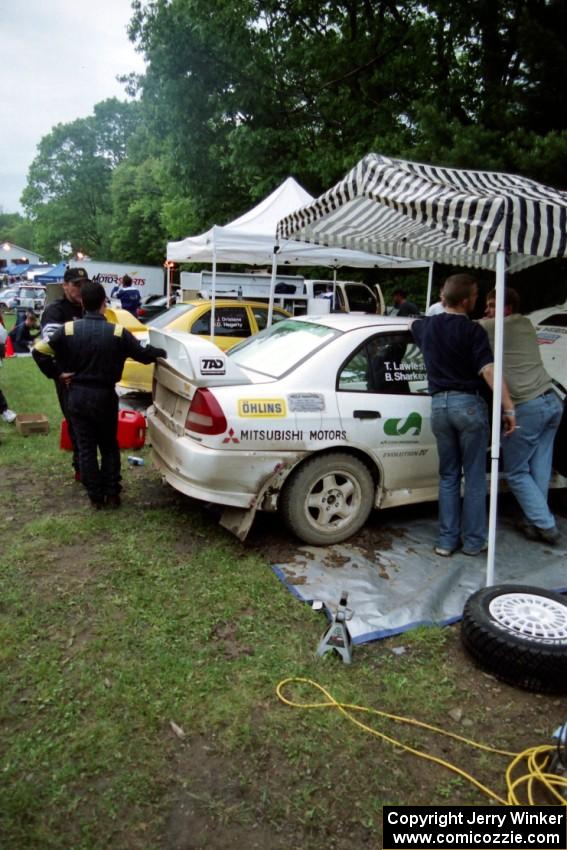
(15, 413, 50, 436)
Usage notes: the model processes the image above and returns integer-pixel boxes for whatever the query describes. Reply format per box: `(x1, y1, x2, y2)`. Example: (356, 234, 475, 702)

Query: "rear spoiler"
(148, 329, 252, 387)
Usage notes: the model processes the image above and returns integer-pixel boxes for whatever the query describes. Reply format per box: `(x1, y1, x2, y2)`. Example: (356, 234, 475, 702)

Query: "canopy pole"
(211, 247, 217, 340)
(267, 248, 279, 327)
(166, 263, 173, 306)
(486, 250, 507, 587)
(332, 267, 337, 310)
(425, 263, 434, 310)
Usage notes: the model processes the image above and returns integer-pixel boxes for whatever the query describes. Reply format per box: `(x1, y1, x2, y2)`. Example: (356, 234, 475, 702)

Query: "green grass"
(1, 359, 563, 849)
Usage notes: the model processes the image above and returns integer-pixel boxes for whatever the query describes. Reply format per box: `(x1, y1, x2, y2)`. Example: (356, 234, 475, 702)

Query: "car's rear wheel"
(280, 452, 375, 545)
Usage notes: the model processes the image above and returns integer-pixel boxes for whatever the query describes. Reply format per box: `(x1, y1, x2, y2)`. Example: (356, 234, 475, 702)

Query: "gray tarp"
(273, 505, 567, 644)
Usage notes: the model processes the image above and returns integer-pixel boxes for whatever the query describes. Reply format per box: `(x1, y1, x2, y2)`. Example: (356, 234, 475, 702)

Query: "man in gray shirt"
(480, 287, 562, 544)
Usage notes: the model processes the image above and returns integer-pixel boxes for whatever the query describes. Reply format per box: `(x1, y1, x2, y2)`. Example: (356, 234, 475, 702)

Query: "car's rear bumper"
(147, 409, 300, 508)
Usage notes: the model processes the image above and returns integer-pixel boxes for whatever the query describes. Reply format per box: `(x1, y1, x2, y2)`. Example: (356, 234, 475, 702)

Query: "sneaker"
(434, 545, 457, 557)
(89, 496, 105, 510)
(2, 409, 16, 423)
(105, 494, 121, 509)
(536, 525, 561, 545)
(462, 544, 488, 556)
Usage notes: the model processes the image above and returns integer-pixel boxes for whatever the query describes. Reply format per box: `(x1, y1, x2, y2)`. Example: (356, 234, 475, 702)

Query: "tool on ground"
(316, 591, 353, 664)
(549, 721, 567, 801)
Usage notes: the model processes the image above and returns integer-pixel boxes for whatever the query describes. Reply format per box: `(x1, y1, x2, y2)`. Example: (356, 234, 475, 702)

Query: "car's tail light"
(185, 388, 227, 435)
(137, 307, 146, 316)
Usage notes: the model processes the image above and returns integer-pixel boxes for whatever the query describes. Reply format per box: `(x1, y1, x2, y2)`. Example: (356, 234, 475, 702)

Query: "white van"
(180, 270, 385, 315)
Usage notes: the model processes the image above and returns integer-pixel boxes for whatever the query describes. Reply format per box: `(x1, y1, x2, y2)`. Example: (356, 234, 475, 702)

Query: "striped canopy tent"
(277, 153, 567, 584)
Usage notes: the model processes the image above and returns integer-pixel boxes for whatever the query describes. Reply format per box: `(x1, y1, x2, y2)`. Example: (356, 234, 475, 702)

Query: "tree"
(0, 213, 34, 254)
(22, 99, 143, 260)
(405, 0, 567, 186)
(129, 0, 567, 230)
(109, 157, 169, 264)
(21, 1, 567, 265)
(130, 0, 431, 228)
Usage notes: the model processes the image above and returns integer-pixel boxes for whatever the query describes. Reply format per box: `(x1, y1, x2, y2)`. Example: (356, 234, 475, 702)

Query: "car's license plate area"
(154, 380, 191, 431)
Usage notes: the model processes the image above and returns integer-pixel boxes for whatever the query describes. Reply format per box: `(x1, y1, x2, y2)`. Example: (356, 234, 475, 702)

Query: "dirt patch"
(245, 508, 415, 566)
(210, 622, 254, 659)
(164, 737, 290, 850)
(281, 568, 308, 585)
(33, 543, 99, 591)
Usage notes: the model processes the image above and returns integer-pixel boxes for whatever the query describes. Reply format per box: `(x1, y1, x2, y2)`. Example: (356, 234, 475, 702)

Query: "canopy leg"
(486, 250, 507, 586)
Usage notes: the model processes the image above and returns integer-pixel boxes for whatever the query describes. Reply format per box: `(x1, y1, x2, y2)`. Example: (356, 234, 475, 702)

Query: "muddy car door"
(335, 330, 438, 504)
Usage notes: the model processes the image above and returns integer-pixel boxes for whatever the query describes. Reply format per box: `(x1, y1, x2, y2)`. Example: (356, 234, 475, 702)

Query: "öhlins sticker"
(238, 398, 287, 417)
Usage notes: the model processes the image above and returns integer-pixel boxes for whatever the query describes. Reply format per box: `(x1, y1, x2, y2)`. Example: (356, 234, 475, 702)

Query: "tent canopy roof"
(35, 261, 67, 283)
(277, 154, 567, 273)
(167, 176, 429, 270)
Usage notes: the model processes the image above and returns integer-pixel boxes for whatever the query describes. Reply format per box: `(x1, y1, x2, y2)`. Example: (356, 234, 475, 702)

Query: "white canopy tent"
(166, 176, 431, 329)
(277, 153, 567, 585)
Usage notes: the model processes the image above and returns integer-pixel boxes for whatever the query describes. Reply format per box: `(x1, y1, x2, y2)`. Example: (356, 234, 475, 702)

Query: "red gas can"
(60, 418, 73, 450)
(117, 410, 147, 450)
(60, 410, 147, 451)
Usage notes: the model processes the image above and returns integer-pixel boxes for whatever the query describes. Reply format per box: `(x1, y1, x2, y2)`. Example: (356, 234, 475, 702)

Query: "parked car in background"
(119, 299, 290, 393)
(136, 294, 171, 323)
(528, 302, 567, 390)
(0, 285, 46, 312)
(527, 303, 567, 479)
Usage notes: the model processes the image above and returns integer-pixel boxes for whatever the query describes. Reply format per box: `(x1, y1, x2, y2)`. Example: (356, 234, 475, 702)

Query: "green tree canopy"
(129, 0, 567, 239)
(0, 213, 34, 256)
(22, 99, 143, 261)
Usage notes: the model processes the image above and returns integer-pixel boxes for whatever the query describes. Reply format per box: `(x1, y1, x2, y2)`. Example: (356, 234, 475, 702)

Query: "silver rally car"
(147, 311, 565, 545)
(147, 313, 438, 545)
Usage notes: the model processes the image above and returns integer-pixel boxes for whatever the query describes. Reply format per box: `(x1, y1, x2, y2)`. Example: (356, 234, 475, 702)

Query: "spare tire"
(461, 584, 567, 693)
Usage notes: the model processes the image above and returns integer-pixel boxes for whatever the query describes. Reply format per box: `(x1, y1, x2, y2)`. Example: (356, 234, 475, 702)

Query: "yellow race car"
(104, 306, 147, 331)
(117, 299, 290, 393)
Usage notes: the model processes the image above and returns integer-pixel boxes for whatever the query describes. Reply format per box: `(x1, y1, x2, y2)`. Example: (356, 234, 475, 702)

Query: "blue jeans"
(431, 392, 489, 552)
(502, 390, 562, 530)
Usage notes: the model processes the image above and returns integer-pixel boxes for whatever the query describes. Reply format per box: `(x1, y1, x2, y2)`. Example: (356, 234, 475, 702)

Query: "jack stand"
(316, 591, 353, 664)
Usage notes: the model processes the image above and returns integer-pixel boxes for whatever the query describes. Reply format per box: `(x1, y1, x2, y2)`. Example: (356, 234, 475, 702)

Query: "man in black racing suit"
(33, 267, 88, 477)
(34, 280, 167, 509)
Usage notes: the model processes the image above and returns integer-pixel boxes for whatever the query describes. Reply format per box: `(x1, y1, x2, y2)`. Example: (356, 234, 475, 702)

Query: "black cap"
(63, 267, 89, 284)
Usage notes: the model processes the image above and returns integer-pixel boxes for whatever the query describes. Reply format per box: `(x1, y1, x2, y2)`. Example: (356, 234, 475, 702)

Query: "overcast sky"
(0, 0, 146, 214)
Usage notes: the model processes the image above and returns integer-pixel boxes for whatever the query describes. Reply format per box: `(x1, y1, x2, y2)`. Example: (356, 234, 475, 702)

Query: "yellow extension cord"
(276, 678, 567, 807)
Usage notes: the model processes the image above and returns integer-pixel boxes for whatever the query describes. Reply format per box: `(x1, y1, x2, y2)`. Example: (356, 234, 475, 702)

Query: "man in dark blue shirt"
(392, 288, 419, 317)
(111, 274, 142, 316)
(412, 274, 515, 557)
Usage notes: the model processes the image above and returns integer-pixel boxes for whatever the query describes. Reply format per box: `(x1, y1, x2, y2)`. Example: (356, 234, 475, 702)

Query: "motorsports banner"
(382, 806, 566, 850)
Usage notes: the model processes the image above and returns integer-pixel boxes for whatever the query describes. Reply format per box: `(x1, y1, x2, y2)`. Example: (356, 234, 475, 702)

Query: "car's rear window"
(148, 304, 196, 328)
(538, 314, 567, 327)
(229, 319, 339, 378)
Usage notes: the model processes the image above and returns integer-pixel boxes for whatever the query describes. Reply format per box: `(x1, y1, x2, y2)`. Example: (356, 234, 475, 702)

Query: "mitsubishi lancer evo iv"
(146, 313, 566, 545)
